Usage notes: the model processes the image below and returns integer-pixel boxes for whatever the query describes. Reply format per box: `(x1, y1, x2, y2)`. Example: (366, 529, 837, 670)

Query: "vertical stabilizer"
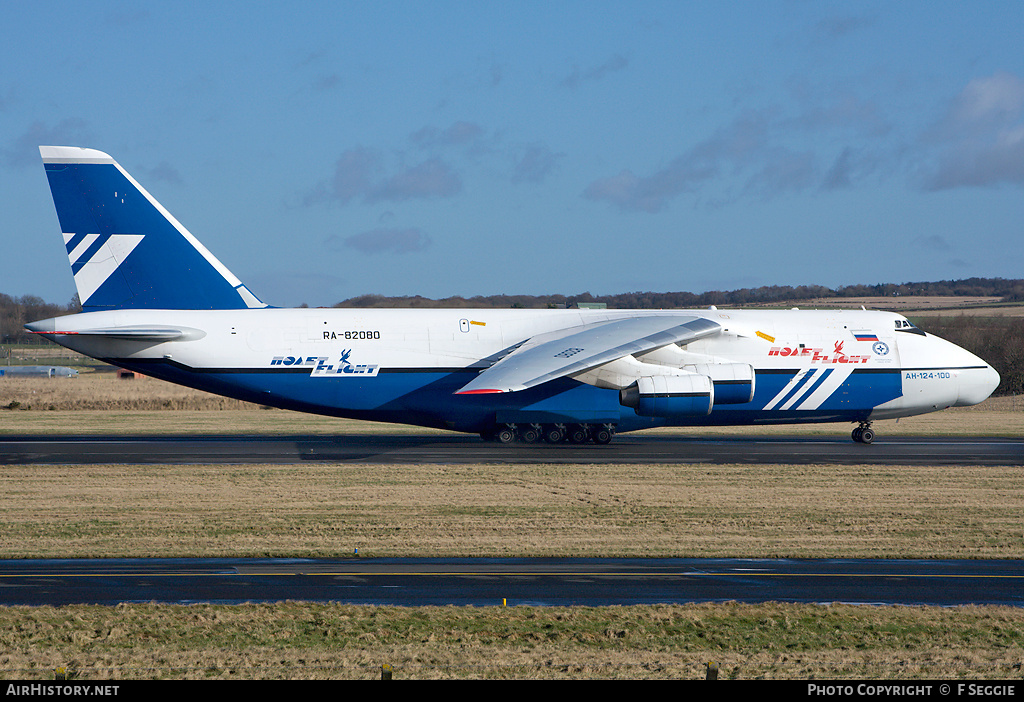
(39, 146, 266, 311)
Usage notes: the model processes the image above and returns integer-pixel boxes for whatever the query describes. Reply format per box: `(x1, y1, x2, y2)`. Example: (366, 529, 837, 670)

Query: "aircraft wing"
(455, 315, 721, 394)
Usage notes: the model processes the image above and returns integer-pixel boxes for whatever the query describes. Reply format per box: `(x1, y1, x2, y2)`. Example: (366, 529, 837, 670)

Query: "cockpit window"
(894, 319, 926, 336)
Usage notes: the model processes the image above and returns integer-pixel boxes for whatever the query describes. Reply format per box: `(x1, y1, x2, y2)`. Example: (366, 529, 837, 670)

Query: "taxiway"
(1, 433, 1021, 465)
(0, 557, 1020, 607)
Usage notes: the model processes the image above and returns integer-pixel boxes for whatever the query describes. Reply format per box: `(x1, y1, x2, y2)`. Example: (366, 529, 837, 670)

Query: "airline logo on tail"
(63, 232, 144, 304)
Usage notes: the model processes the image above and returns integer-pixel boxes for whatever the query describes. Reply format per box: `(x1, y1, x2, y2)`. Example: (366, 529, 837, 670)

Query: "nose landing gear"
(851, 422, 875, 444)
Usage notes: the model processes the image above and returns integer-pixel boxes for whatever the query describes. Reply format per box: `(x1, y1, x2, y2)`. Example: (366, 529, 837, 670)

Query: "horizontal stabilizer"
(25, 319, 204, 342)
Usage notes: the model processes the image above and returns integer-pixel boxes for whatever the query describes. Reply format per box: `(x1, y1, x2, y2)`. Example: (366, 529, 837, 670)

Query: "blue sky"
(3, 1, 1024, 308)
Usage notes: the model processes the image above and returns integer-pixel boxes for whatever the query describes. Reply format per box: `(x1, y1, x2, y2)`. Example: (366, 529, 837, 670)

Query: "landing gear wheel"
(519, 424, 542, 443)
(852, 423, 875, 444)
(591, 424, 614, 445)
(567, 424, 589, 444)
(543, 424, 566, 444)
(494, 425, 517, 444)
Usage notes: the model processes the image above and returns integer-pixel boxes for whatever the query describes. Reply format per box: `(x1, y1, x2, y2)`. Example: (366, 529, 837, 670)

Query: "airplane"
(26, 146, 1001, 445)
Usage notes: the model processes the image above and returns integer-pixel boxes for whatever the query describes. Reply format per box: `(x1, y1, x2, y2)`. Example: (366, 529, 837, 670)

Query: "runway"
(1, 557, 1021, 607)
(1, 433, 1022, 465)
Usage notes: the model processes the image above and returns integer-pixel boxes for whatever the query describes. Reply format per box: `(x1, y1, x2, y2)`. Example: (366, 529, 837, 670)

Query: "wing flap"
(455, 315, 720, 394)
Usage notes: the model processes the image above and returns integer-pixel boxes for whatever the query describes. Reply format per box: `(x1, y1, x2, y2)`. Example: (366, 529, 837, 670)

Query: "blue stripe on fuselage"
(102, 360, 905, 434)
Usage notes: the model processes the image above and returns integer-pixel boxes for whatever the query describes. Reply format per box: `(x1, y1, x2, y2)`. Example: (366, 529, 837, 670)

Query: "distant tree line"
(333, 278, 1024, 310)
(0, 294, 80, 346)
(913, 316, 1024, 396)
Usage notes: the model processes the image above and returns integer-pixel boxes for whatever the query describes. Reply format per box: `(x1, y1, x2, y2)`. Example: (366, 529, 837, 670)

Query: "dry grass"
(2, 375, 1023, 680)
(2, 461, 1022, 561)
(0, 373, 258, 412)
(2, 602, 1022, 680)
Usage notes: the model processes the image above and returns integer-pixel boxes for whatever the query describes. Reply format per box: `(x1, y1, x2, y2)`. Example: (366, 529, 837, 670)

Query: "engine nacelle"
(619, 374, 714, 417)
(683, 362, 755, 404)
(636, 347, 755, 405)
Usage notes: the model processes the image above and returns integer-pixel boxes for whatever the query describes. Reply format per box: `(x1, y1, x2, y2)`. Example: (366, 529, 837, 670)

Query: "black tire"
(495, 426, 516, 444)
(592, 426, 613, 444)
(543, 424, 565, 443)
(859, 427, 875, 444)
(567, 424, 589, 443)
(519, 424, 541, 443)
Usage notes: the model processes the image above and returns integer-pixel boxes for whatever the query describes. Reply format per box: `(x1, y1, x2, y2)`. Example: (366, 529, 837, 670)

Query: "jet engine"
(682, 362, 755, 404)
(636, 345, 755, 406)
(619, 374, 714, 417)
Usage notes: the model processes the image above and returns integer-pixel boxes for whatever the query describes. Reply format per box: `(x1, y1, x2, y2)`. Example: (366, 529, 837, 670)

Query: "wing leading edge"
(455, 315, 721, 394)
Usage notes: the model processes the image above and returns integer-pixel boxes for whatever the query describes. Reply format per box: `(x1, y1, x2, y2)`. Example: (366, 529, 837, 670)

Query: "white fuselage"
(30, 306, 1000, 435)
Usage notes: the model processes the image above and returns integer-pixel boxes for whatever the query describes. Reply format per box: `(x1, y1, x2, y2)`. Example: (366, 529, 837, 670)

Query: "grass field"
(1, 375, 1022, 680)
(3, 602, 1022, 680)
(3, 461, 1023, 561)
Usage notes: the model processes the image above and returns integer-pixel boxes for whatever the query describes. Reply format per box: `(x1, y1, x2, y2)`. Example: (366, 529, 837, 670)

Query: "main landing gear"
(851, 422, 875, 444)
(482, 422, 616, 445)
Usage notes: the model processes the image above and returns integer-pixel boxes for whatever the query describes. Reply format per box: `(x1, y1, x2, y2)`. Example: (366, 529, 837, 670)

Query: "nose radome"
(955, 364, 1000, 407)
(904, 330, 1001, 409)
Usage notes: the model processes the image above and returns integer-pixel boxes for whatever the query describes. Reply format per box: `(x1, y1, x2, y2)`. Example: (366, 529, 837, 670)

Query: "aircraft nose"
(955, 363, 1000, 407)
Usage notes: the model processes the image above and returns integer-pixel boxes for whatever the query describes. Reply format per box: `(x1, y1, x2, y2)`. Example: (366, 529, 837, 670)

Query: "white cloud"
(923, 72, 1024, 190)
(410, 121, 484, 149)
(305, 148, 461, 205)
(331, 227, 432, 254)
(511, 144, 563, 184)
(2, 119, 92, 169)
(366, 157, 462, 203)
(561, 54, 629, 90)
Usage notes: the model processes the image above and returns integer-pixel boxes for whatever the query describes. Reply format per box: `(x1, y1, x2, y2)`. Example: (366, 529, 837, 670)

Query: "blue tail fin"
(39, 146, 266, 311)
